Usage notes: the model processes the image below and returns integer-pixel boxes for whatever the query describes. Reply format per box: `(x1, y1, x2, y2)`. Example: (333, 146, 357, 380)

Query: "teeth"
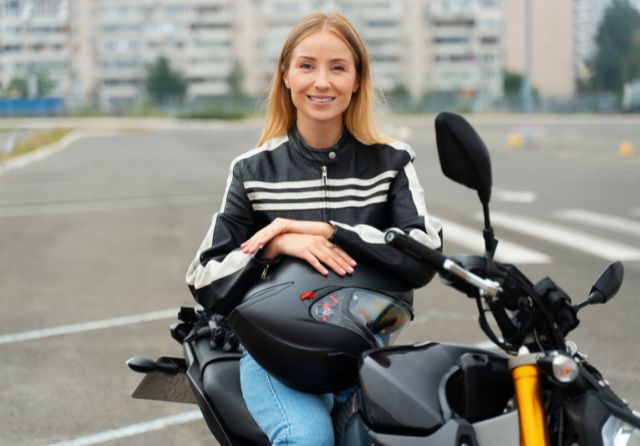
(309, 96, 333, 103)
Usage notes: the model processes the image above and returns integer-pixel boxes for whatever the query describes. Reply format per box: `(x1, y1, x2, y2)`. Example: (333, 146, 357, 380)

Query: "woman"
(186, 12, 442, 446)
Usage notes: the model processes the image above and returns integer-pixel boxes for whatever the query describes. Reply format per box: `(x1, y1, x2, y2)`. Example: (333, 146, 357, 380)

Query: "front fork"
(510, 348, 550, 446)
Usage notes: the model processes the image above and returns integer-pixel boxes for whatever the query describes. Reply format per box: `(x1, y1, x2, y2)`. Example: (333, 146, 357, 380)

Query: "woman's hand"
(262, 233, 356, 276)
(241, 218, 335, 254)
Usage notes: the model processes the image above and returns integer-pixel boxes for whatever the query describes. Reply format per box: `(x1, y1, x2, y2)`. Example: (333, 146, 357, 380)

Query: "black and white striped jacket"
(186, 127, 443, 315)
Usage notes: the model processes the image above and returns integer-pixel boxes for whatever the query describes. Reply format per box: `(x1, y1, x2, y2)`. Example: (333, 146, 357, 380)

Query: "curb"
(0, 131, 123, 177)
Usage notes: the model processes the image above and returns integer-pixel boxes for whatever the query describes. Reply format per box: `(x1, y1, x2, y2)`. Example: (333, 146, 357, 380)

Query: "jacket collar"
(288, 125, 352, 165)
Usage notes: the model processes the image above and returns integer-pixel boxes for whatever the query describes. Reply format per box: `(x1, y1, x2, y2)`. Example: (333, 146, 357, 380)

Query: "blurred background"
(1, 0, 640, 118)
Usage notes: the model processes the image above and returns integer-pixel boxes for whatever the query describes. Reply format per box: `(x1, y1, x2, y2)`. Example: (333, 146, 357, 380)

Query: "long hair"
(257, 12, 390, 146)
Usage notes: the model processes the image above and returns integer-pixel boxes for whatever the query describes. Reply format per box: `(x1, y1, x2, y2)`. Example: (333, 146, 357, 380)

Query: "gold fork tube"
(512, 364, 550, 446)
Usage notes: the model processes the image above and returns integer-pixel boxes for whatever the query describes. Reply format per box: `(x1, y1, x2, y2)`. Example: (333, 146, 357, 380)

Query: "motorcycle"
(128, 112, 640, 445)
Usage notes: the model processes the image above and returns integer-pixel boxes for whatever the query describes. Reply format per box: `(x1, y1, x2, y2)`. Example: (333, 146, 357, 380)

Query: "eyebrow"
(295, 56, 350, 63)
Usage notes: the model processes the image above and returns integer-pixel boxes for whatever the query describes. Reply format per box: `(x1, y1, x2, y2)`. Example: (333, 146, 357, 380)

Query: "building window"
(480, 36, 498, 44)
(434, 36, 470, 44)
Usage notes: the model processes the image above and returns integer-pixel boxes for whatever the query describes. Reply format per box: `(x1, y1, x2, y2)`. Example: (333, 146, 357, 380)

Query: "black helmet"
(229, 257, 413, 393)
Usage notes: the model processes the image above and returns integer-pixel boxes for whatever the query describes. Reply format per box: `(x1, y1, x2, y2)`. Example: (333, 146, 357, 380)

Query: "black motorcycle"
(128, 112, 640, 445)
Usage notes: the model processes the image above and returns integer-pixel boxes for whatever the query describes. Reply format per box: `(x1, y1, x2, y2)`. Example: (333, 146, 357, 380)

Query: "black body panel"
(359, 342, 512, 435)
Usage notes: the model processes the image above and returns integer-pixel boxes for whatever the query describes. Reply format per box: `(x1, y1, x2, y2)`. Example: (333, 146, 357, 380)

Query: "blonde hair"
(257, 12, 390, 146)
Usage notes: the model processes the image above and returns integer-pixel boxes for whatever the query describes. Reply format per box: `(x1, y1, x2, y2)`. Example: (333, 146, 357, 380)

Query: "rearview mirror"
(435, 112, 492, 204)
(589, 261, 624, 305)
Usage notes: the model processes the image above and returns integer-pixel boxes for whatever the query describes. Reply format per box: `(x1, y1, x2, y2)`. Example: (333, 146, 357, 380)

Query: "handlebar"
(384, 229, 502, 299)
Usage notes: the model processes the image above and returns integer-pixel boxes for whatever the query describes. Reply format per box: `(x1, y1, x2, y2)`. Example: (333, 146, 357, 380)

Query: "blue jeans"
(240, 353, 346, 446)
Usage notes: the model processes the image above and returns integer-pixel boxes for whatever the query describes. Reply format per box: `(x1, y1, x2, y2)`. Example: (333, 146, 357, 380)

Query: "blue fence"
(0, 98, 65, 117)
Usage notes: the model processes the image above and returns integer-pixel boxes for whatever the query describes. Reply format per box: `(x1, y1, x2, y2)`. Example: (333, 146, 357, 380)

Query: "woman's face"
(284, 30, 359, 133)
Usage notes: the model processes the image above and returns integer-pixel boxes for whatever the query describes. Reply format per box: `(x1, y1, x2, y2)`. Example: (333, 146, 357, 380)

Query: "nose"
(313, 68, 330, 90)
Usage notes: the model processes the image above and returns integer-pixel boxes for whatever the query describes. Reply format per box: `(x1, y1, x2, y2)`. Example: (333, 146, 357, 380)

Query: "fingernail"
(346, 266, 354, 274)
(339, 269, 346, 275)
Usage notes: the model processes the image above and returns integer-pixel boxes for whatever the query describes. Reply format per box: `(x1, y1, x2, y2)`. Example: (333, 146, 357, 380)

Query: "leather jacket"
(186, 127, 443, 315)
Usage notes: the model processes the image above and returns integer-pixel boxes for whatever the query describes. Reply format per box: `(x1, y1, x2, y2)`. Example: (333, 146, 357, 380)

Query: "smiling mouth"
(308, 96, 335, 103)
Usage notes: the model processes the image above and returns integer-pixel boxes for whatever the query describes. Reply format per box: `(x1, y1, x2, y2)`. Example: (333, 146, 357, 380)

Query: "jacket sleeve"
(330, 159, 443, 288)
(185, 161, 271, 315)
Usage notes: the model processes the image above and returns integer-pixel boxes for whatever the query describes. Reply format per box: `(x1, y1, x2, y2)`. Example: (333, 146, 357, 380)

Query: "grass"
(1, 128, 74, 163)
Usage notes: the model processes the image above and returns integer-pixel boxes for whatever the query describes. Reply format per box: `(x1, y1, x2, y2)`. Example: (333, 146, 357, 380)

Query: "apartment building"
(0, 0, 70, 98)
(1, 0, 507, 111)
(427, 0, 503, 106)
(75, 0, 237, 111)
(504, 0, 575, 98)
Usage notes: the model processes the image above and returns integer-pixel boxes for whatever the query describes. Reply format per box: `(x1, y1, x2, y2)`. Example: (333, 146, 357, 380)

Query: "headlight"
(602, 415, 640, 446)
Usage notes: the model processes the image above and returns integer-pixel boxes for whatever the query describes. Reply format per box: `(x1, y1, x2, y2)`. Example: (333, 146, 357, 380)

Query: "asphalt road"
(1, 115, 639, 445)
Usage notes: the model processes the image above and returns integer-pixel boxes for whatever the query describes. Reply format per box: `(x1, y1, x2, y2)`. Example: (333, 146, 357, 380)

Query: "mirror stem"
(481, 203, 498, 259)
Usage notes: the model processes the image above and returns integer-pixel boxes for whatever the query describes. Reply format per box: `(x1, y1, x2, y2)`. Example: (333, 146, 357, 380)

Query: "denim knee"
(240, 354, 334, 446)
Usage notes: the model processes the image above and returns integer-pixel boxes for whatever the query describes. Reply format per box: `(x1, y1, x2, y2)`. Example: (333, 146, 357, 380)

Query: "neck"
(296, 117, 343, 149)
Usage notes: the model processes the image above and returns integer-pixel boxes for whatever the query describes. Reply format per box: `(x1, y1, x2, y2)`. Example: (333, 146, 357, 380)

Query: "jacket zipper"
(321, 165, 328, 221)
(261, 264, 270, 279)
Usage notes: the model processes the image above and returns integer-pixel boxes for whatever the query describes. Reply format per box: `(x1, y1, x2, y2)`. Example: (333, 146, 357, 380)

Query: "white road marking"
(438, 217, 551, 264)
(554, 209, 640, 238)
(46, 411, 203, 446)
(0, 194, 214, 218)
(493, 188, 537, 203)
(0, 309, 176, 345)
(486, 212, 640, 261)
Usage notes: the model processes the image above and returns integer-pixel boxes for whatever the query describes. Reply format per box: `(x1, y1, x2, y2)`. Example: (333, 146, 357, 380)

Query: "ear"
(353, 80, 360, 93)
(283, 70, 290, 89)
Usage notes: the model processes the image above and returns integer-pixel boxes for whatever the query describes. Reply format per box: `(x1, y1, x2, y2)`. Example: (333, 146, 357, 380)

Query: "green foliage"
(383, 83, 418, 113)
(0, 128, 73, 163)
(144, 56, 187, 105)
(226, 61, 246, 99)
(2, 71, 56, 98)
(503, 71, 523, 96)
(592, 0, 640, 93)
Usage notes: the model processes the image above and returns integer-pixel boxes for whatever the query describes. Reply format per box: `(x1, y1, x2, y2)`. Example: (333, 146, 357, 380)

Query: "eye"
(331, 65, 346, 72)
(299, 63, 313, 70)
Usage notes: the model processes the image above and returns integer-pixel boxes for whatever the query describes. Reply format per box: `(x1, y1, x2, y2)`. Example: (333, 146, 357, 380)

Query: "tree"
(3, 71, 56, 98)
(145, 56, 187, 105)
(226, 60, 245, 99)
(503, 71, 523, 96)
(592, 0, 640, 93)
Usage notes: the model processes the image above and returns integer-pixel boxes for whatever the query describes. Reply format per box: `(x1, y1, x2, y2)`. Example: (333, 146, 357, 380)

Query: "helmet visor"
(349, 290, 411, 346)
(310, 288, 411, 347)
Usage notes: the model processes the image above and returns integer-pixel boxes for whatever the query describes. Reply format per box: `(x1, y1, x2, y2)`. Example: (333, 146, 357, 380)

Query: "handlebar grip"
(384, 230, 447, 272)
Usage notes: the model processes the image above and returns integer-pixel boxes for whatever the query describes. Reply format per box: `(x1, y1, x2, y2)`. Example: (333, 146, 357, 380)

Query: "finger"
(331, 246, 357, 270)
(314, 247, 349, 276)
(243, 229, 270, 253)
(304, 253, 329, 276)
(320, 242, 354, 274)
(247, 229, 277, 253)
(322, 239, 356, 267)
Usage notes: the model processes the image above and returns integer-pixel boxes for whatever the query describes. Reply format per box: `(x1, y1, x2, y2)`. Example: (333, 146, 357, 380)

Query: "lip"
(307, 95, 335, 106)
